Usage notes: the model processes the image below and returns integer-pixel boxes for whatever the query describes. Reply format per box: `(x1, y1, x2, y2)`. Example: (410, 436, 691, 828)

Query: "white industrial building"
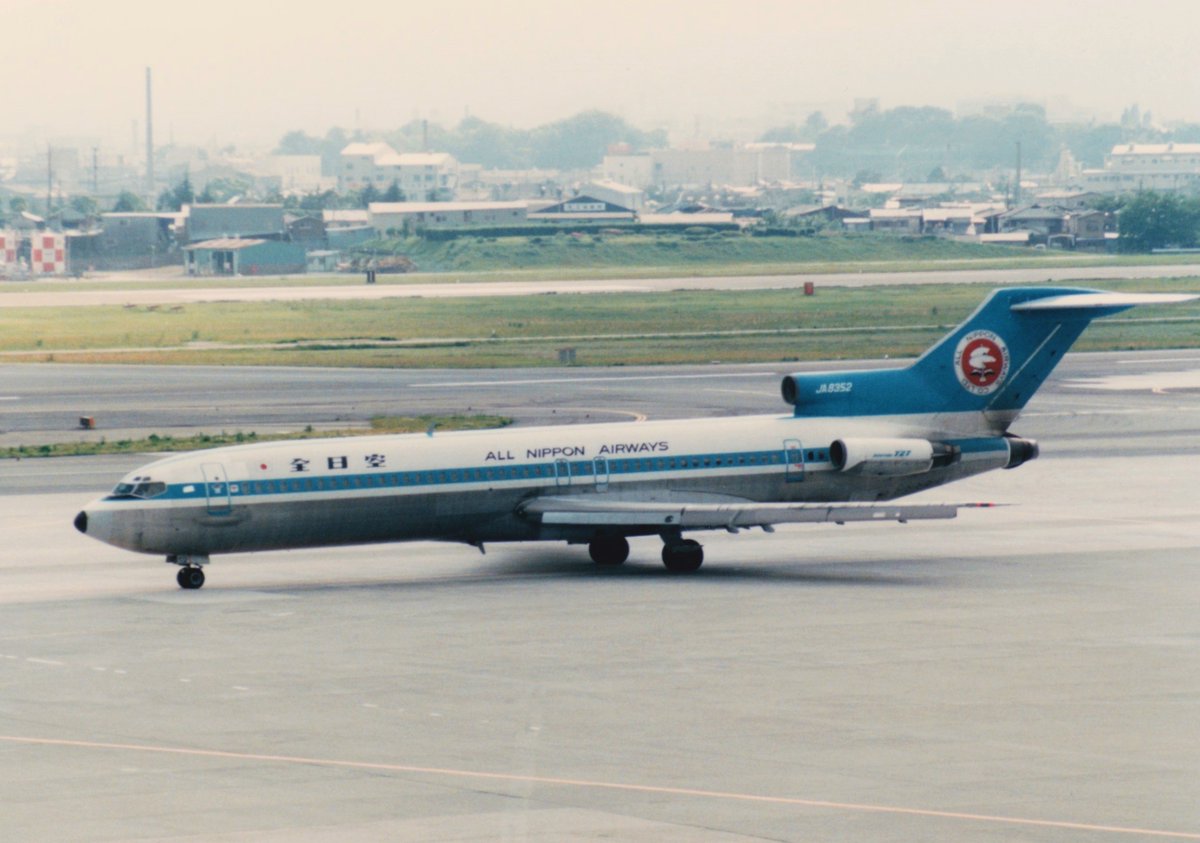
(369, 201, 526, 232)
(1080, 143, 1200, 194)
(258, 155, 327, 193)
(339, 143, 459, 199)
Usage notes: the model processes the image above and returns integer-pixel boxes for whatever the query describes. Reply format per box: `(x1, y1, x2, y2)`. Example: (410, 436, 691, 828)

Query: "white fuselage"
(80, 412, 1013, 558)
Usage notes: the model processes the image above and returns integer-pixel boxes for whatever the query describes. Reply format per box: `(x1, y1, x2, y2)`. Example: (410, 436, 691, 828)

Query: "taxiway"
(1, 352, 1199, 841)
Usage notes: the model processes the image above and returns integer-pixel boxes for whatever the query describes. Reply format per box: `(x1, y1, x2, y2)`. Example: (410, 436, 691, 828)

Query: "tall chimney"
(1013, 141, 1022, 208)
(145, 67, 154, 203)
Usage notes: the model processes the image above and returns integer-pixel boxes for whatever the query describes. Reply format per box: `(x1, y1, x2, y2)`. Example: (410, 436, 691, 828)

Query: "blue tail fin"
(781, 287, 1195, 427)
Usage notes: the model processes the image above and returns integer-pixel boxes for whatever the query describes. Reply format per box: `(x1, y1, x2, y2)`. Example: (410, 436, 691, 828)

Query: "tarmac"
(2, 352, 1199, 841)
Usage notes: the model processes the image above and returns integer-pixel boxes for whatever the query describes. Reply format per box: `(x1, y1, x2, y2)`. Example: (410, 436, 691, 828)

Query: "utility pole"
(92, 146, 99, 194)
(46, 143, 53, 221)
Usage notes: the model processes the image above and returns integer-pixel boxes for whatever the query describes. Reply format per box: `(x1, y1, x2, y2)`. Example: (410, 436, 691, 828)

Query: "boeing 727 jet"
(75, 287, 1196, 588)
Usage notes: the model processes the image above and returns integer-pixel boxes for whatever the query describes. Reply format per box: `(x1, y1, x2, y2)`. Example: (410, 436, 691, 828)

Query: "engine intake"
(829, 438, 957, 477)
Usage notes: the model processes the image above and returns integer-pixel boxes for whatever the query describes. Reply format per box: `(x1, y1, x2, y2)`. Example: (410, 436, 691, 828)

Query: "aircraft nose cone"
(74, 510, 88, 534)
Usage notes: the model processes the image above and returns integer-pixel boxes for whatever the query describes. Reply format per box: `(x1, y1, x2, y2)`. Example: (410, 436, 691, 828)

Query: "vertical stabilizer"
(781, 287, 1196, 429)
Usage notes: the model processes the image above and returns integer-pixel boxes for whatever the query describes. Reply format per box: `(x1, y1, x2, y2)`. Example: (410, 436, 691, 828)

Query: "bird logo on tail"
(954, 330, 1009, 395)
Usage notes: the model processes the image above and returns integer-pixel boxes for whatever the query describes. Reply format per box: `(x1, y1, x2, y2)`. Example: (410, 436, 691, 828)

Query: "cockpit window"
(109, 480, 167, 499)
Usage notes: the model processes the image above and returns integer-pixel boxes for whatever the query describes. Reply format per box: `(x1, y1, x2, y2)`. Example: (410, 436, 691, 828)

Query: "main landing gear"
(586, 535, 705, 573)
(661, 539, 704, 573)
(168, 554, 209, 590)
(588, 536, 630, 566)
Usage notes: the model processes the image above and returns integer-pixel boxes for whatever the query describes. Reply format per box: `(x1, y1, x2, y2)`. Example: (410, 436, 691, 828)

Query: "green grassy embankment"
(3, 278, 1199, 368)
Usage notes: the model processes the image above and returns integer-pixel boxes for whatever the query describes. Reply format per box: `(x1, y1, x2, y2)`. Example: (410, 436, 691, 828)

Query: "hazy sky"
(3, 0, 1197, 150)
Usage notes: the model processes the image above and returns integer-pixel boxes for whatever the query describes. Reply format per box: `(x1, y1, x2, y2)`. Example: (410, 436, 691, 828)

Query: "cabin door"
(783, 439, 805, 483)
(593, 456, 610, 491)
(555, 458, 572, 487)
(201, 463, 233, 514)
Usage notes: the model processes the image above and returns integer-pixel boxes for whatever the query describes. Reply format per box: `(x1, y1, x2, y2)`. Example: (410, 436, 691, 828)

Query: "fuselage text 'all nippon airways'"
(75, 287, 1197, 589)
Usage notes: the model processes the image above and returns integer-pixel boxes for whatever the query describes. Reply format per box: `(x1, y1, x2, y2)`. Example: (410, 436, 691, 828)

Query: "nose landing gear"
(176, 566, 205, 589)
(167, 554, 210, 590)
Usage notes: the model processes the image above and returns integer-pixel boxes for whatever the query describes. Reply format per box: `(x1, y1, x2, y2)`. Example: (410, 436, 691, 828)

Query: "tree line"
(764, 102, 1200, 181)
(272, 102, 1200, 184)
(275, 110, 667, 173)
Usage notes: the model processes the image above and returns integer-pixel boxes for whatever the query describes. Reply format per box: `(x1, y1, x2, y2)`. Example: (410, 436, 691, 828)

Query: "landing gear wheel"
(661, 539, 703, 573)
(177, 566, 205, 590)
(589, 536, 630, 566)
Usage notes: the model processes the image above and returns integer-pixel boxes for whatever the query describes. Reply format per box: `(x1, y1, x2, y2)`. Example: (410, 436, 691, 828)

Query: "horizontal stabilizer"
(522, 497, 1000, 530)
(1011, 292, 1199, 311)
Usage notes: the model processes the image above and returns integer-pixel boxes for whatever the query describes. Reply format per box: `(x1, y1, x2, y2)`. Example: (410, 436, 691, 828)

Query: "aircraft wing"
(520, 497, 998, 531)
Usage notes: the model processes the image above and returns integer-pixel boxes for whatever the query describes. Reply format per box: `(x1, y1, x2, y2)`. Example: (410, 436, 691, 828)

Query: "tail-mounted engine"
(1004, 436, 1039, 469)
(829, 438, 958, 477)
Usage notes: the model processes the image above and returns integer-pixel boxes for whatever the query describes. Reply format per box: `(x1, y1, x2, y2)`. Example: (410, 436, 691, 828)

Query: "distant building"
(184, 238, 306, 275)
(1031, 190, 1102, 210)
(285, 214, 326, 247)
(306, 250, 341, 273)
(867, 208, 923, 234)
(996, 204, 1103, 247)
(369, 201, 526, 233)
(72, 212, 179, 270)
(338, 143, 459, 198)
(1081, 143, 1200, 194)
(338, 142, 394, 191)
(322, 209, 370, 226)
(579, 180, 645, 212)
(784, 205, 867, 226)
(527, 195, 635, 222)
(600, 153, 653, 189)
(474, 168, 562, 201)
(258, 155, 326, 193)
(321, 209, 374, 248)
(185, 204, 285, 243)
(999, 205, 1069, 237)
(649, 143, 813, 188)
(637, 212, 737, 227)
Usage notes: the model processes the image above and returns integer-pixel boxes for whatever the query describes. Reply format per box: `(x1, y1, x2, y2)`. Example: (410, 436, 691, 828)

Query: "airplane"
(74, 286, 1196, 589)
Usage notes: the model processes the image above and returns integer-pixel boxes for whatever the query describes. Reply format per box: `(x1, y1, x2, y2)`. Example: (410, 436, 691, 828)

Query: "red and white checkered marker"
(30, 232, 66, 275)
(0, 231, 16, 270)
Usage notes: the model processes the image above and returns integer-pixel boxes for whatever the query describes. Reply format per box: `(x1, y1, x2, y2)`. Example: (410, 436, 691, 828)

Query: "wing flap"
(521, 497, 994, 530)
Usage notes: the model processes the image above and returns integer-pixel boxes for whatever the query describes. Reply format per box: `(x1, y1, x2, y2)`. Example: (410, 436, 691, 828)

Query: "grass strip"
(3, 278, 1200, 368)
(0, 414, 512, 460)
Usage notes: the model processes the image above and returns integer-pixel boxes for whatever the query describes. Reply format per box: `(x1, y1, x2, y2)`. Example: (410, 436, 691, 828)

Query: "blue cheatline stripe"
(136, 446, 830, 503)
(111, 438, 1010, 505)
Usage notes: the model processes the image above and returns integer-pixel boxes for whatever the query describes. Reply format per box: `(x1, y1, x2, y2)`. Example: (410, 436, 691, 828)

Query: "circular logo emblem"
(954, 330, 1009, 395)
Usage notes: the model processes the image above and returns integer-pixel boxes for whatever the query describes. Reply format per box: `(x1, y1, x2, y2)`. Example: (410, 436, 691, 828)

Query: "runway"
(2, 260, 1199, 308)
(2, 351, 1199, 840)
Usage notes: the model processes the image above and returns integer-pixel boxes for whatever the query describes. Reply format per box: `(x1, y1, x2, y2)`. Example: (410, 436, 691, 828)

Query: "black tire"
(177, 567, 205, 590)
(661, 539, 703, 573)
(589, 536, 630, 566)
